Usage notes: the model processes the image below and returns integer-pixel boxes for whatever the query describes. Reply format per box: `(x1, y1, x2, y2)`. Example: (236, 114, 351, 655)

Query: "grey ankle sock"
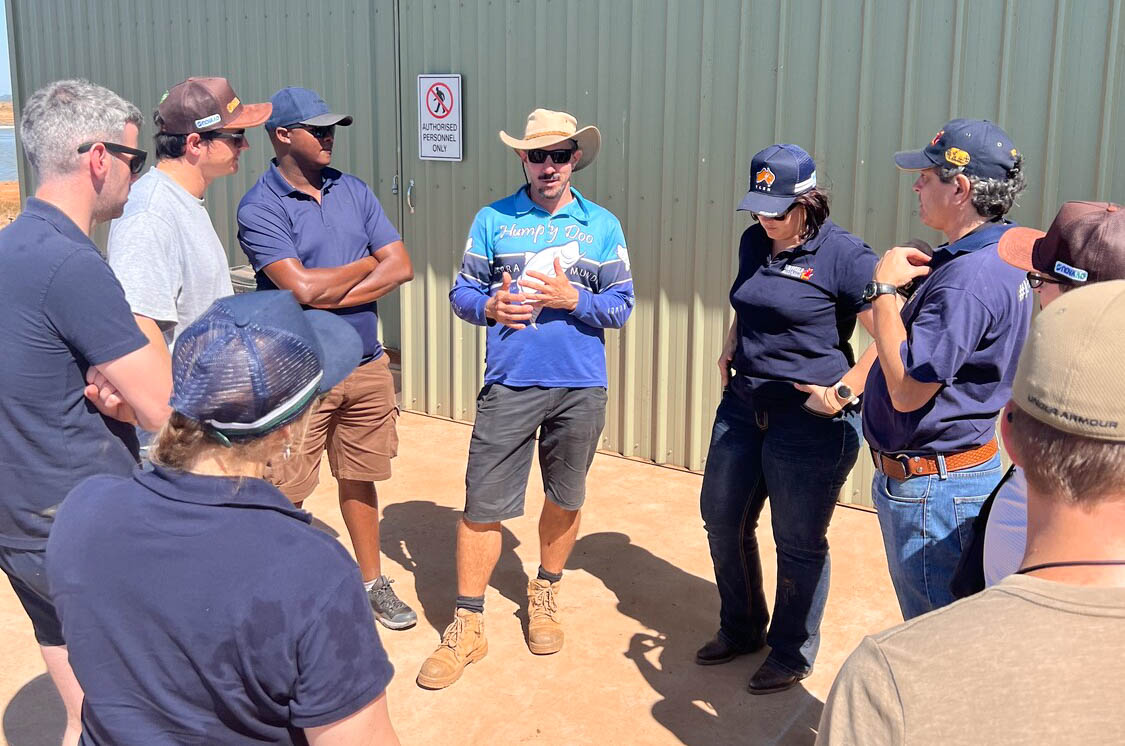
(537, 566, 563, 584)
(455, 595, 484, 614)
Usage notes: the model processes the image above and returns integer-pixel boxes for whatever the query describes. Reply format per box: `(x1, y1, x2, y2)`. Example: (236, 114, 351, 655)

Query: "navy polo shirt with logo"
(47, 465, 393, 744)
(862, 221, 1033, 453)
(0, 198, 145, 550)
(237, 161, 401, 360)
(728, 219, 878, 405)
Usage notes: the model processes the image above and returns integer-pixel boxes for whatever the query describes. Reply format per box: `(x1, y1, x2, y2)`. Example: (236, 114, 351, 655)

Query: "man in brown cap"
(108, 77, 271, 358)
(974, 202, 1125, 585)
(818, 280, 1125, 745)
(421, 109, 634, 689)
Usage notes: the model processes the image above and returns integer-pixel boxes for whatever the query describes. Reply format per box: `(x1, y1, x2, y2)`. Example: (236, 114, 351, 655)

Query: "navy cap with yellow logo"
(894, 118, 1019, 180)
(738, 143, 817, 217)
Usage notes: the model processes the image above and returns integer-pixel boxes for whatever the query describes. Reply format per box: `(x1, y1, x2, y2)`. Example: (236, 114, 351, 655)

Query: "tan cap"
(1012, 280, 1125, 441)
(156, 77, 271, 135)
(499, 108, 601, 171)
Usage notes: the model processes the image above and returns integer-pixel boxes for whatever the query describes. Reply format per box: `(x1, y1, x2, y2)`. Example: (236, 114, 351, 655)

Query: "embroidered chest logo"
(755, 167, 776, 191)
(779, 265, 814, 281)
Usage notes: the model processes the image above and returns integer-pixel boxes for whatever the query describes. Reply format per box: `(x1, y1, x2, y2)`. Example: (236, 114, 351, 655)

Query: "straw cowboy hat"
(499, 109, 601, 172)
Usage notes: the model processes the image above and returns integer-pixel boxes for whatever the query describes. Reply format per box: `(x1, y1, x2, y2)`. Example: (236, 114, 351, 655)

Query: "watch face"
(862, 282, 878, 302)
(836, 383, 854, 400)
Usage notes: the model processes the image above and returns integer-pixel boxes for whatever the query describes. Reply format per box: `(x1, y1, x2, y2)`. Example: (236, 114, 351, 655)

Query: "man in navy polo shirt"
(237, 87, 417, 631)
(0, 79, 172, 745)
(862, 119, 1033, 619)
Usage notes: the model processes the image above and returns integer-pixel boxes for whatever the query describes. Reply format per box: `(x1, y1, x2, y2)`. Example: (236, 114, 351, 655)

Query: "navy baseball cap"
(894, 118, 1020, 179)
(738, 144, 817, 216)
(170, 291, 362, 443)
(265, 86, 354, 131)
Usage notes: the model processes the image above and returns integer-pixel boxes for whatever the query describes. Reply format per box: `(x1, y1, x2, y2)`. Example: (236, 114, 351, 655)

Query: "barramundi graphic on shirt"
(515, 240, 583, 328)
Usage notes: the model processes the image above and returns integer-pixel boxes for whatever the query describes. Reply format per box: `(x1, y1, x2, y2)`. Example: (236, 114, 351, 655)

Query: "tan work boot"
(416, 609, 487, 689)
(527, 578, 564, 654)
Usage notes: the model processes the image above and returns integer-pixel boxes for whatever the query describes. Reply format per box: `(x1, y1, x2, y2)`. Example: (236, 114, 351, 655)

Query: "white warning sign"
(418, 74, 462, 161)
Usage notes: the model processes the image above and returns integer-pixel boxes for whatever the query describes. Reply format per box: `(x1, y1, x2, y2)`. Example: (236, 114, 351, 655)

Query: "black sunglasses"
(527, 147, 576, 165)
(289, 124, 336, 140)
(77, 141, 147, 176)
(750, 203, 796, 222)
(204, 130, 247, 147)
(1026, 270, 1064, 289)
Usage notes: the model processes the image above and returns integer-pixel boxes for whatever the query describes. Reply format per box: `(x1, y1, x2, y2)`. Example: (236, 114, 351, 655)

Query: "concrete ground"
(1, 412, 902, 746)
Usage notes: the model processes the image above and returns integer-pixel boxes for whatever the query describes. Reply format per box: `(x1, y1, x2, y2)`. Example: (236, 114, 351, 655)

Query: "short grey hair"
(19, 79, 143, 179)
(937, 153, 1028, 219)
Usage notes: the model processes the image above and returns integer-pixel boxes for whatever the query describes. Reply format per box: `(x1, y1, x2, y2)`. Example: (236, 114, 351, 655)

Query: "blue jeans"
(700, 391, 861, 674)
(872, 452, 1004, 620)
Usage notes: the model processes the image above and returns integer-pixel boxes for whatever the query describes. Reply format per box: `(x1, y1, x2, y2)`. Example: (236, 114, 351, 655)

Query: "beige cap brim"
(227, 102, 273, 129)
(998, 225, 1046, 273)
(499, 124, 601, 172)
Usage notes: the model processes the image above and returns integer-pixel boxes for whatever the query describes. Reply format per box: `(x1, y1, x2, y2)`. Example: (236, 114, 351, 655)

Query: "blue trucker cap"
(265, 86, 354, 131)
(170, 291, 362, 443)
(894, 118, 1020, 179)
(738, 144, 817, 216)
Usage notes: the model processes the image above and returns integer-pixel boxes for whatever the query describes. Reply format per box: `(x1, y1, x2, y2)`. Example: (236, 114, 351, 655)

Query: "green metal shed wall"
(7, 0, 1124, 506)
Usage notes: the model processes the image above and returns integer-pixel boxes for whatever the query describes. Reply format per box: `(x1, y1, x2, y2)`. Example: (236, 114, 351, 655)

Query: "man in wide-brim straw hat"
(421, 109, 635, 689)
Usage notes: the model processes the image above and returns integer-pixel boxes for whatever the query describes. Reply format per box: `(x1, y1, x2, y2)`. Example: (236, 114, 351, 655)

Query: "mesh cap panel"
(170, 304, 321, 435)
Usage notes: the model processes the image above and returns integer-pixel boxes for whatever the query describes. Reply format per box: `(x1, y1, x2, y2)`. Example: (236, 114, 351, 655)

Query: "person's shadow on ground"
(381, 501, 529, 635)
(570, 531, 824, 746)
(3, 673, 64, 746)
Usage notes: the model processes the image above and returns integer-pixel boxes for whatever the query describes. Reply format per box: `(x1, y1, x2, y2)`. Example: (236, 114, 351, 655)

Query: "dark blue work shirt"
(729, 219, 878, 405)
(0, 198, 145, 549)
(237, 162, 401, 360)
(47, 465, 393, 745)
(863, 221, 1033, 453)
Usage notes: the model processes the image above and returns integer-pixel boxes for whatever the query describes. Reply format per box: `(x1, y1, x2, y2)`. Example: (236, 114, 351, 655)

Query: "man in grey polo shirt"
(109, 77, 271, 351)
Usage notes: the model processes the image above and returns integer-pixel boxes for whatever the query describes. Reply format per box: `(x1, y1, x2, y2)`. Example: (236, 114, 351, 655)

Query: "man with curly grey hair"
(859, 119, 1033, 619)
(0, 79, 171, 745)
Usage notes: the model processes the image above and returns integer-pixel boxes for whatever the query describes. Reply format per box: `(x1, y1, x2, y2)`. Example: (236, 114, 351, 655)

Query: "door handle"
(406, 179, 416, 214)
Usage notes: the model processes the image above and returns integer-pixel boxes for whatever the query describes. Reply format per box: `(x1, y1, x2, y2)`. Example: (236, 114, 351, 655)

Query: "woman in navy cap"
(697, 144, 879, 694)
(46, 291, 401, 744)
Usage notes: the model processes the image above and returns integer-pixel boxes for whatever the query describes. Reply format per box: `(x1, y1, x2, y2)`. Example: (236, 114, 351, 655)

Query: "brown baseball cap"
(998, 201, 1125, 284)
(1012, 280, 1125, 442)
(156, 77, 272, 135)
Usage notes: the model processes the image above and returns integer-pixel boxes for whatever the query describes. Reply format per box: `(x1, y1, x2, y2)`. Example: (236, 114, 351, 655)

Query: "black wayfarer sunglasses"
(527, 147, 576, 165)
(1026, 270, 1064, 289)
(77, 141, 148, 176)
(289, 124, 336, 140)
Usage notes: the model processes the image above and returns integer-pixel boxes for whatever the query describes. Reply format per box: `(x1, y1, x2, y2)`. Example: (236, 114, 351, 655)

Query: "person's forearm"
(274, 257, 378, 306)
(133, 315, 171, 368)
(313, 256, 414, 309)
(871, 295, 909, 396)
(842, 341, 879, 394)
(570, 286, 635, 329)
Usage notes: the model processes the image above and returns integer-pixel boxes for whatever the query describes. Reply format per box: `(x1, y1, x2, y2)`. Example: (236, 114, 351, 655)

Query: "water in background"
(0, 127, 17, 181)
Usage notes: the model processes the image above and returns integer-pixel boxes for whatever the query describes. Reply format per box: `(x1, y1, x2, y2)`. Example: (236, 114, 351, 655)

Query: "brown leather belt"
(871, 438, 999, 481)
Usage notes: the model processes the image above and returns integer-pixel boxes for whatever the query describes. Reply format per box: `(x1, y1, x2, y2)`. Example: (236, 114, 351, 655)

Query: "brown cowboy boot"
(416, 608, 488, 689)
(527, 578, 563, 654)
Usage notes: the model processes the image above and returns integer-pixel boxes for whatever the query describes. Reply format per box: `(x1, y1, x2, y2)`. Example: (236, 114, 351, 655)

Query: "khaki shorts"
(271, 354, 399, 502)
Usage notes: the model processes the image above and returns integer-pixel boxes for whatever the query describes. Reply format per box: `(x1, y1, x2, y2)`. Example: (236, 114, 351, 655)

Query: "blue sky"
(0, 1, 11, 96)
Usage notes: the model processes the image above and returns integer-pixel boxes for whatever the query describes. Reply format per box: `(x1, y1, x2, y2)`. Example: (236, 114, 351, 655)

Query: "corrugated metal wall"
(392, 0, 1125, 505)
(8, 0, 1125, 505)
(5, 0, 405, 347)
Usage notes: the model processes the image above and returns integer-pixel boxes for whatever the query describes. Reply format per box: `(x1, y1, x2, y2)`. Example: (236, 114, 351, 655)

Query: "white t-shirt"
(108, 168, 234, 347)
(983, 466, 1028, 586)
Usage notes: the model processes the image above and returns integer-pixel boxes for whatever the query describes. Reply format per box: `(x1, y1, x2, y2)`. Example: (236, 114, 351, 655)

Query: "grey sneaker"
(367, 576, 417, 630)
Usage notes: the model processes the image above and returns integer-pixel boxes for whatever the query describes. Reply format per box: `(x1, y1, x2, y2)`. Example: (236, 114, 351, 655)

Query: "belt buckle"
(889, 453, 914, 480)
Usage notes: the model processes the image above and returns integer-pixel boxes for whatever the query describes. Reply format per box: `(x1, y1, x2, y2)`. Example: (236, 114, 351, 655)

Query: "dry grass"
(0, 102, 12, 127)
(0, 182, 20, 226)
